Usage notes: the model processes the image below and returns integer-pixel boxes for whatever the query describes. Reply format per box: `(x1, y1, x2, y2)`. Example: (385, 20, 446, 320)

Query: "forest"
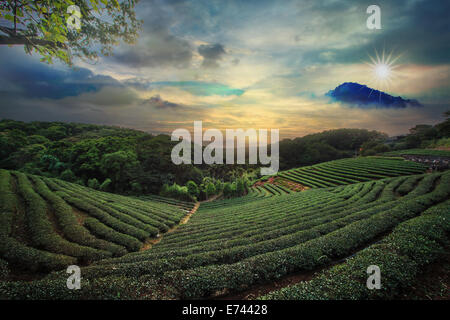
(0, 112, 448, 200)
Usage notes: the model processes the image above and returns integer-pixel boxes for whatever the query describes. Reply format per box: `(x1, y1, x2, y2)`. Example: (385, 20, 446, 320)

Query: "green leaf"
(4, 14, 14, 22)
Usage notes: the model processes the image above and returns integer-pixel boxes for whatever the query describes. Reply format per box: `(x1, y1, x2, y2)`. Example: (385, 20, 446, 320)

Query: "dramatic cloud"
(326, 82, 423, 109)
(111, 33, 193, 69)
(0, 50, 121, 99)
(143, 94, 182, 109)
(109, 0, 194, 69)
(198, 43, 226, 68)
(0, 0, 449, 138)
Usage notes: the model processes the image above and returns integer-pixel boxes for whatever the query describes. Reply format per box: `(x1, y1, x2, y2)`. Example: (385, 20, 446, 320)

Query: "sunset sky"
(0, 0, 449, 139)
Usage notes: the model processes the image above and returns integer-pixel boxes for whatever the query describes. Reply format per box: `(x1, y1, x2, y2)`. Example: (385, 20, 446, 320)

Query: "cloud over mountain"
(326, 82, 423, 108)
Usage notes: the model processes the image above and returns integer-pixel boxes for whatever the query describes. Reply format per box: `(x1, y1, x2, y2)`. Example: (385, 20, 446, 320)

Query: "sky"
(0, 0, 449, 139)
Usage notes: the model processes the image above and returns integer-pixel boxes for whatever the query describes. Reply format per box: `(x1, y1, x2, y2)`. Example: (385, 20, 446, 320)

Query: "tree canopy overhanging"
(0, 0, 141, 64)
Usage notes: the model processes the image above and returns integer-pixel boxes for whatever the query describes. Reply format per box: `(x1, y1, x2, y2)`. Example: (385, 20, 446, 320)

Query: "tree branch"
(0, 35, 66, 48)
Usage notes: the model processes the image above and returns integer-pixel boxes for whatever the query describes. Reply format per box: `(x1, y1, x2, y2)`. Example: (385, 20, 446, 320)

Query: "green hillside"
(1, 164, 449, 299)
(383, 149, 450, 157)
(0, 169, 191, 274)
(276, 157, 427, 188)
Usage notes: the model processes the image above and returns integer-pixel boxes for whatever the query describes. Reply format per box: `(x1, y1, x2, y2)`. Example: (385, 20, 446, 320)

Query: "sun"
(366, 48, 401, 90)
(374, 63, 391, 79)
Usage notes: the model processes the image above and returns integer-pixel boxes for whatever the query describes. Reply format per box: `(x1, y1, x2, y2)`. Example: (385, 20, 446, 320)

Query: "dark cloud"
(143, 94, 182, 109)
(0, 49, 121, 99)
(326, 82, 423, 108)
(111, 33, 193, 68)
(109, 0, 194, 69)
(198, 43, 226, 68)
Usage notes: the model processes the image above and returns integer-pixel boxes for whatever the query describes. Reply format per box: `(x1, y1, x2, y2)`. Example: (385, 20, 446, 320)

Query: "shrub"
(186, 180, 200, 199)
(59, 169, 76, 182)
(160, 183, 194, 202)
(87, 178, 100, 190)
(31, 176, 118, 259)
(261, 199, 450, 300)
(206, 182, 216, 199)
(223, 182, 233, 198)
(14, 172, 112, 262)
(0, 259, 9, 280)
(99, 178, 112, 192)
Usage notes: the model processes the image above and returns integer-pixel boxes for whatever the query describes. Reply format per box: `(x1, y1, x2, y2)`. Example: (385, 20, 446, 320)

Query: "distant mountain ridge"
(326, 82, 422, 108)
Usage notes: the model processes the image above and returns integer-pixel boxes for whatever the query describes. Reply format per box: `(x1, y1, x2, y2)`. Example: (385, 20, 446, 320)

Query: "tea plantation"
(0, 157, 449, 300)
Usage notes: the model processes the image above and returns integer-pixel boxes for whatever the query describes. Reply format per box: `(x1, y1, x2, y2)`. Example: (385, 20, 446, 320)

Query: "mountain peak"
(326, 82, 422, 108)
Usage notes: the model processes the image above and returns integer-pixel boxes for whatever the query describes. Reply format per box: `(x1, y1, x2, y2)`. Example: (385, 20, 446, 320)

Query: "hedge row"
(151, 172, 449, 299)
(384, 149, 450, 157)
(155, 180, 385, 249)
(46, 180, 155, 239)
(156, 182, 382, 250)
(44, 179, 144, 249)
(91, 175, 440, 288)
(82, 182, 408, 279)
(278, 157, 427, 188)
(52, 179, 167, 234)
(14, 172, 106, 263)
(0, 170, 76, 272)
(60, 178, 186, 225)
(30, 175, 123, 258)
(83, 217, 141, 252)
(89, 182, 376, 264)
(0, 236, 76, 273)
(261, 199, 450, 299)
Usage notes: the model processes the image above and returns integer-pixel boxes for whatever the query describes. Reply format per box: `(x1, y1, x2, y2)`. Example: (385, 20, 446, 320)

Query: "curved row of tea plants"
(0, 170, 189, 274)
(383, 149, 450, 157)
(278, 157, 426, 188)
(3, 170, 447, 299)
(261, 199, 450, 299)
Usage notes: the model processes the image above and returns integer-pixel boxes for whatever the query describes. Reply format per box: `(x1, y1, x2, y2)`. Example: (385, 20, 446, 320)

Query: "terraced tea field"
(276, 157, 426, 189)
(0, 169, 191, 274)
(383, 149, 450, 157)
(1, 157, 449, 299)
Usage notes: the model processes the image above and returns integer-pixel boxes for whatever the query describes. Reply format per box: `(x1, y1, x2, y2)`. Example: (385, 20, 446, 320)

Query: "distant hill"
(326, 82, 422, 108)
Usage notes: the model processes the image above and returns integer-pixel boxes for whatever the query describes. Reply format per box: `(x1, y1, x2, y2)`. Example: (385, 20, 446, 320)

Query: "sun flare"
(366, 49, 402, 90)
(374, 63, 391, 80)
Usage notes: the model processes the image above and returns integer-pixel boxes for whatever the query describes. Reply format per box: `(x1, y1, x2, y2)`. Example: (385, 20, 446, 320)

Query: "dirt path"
(140, 202, 200, 251)
(213, 269, 320, 300)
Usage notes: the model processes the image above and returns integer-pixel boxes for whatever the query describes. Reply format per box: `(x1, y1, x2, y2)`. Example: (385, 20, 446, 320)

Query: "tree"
(214, 180, 223, 193)
(409, 124, 438, 141)
(205, 182, 216, 199)
(60, 169, 76, 182)
(87, 177, 100, 189)
(99, 178, 112, 192)
(436, 111, 450, 138)
(100, 150, 139, 192)
(223, 182, 233, 198)
(360, 140, 390, 156)
(40, 154, 64, 172)
(236, 178, 245, 196)
(131, 182, 142, 194)
(40, 125, 67, 141)
(0, 0, 142, 65)
(183, 166, 204, 185)
(186, 180, 199, 199)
